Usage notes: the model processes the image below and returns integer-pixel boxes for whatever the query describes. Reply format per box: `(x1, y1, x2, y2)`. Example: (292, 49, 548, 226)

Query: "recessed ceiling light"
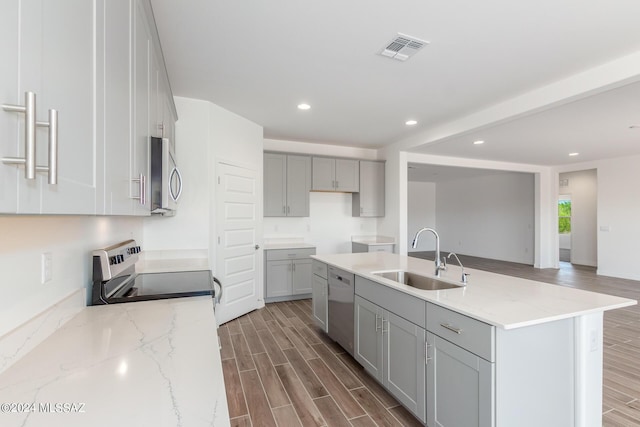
(569, 152, 579, 156)
(473, 140, 485, 145)
(297, 103, 311, 110)
(405, 120, 417, 126)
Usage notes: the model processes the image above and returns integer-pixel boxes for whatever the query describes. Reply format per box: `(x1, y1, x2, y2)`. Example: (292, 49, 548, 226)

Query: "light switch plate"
(42, 252, 52, 284)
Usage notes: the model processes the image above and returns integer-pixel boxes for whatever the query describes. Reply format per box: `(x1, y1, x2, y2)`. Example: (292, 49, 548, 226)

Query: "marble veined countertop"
(312, 252, 636, 330)
(0, 297, 229, 427)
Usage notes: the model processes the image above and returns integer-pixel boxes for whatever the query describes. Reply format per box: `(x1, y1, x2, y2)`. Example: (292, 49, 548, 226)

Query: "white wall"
(407, 181, 436, 252)
(0, 216, 143, 337)
(559, 170, 597, 266)
(264, 193, 378, 254)
(434, 173, 535, 264)
(263, 139, 379, 254)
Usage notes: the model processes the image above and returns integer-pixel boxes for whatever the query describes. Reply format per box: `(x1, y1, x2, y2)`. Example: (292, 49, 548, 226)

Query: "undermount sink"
(372, 270, 464, 290)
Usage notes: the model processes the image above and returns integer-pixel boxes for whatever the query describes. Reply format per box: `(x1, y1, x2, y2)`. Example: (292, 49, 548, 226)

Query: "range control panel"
(93, 240, 141, 281)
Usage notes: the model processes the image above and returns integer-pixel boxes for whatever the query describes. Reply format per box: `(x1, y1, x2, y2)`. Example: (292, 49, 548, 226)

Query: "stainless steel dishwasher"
(328, 266, 355, 355)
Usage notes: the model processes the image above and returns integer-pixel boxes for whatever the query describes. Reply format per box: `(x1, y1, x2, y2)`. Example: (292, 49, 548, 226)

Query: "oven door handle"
(213, 276, 222, 303)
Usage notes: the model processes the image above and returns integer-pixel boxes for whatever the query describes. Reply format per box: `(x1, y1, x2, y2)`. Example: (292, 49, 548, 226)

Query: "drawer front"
(368, 244, 394, 253)
(355, 276, 425, 328)
(266, 248, 316, 261)
(312, 260, 327, 279)
(426, 302, 495, 362)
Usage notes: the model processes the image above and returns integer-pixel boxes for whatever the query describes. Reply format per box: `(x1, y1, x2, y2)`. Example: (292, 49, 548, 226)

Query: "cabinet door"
(335, 159, 359, 192)
(312, 157, 335, 191)
(384, 311, 426, 423)
(357, 161, 385, 217)
(264, 153, 286, 216)
(286, 155, 311, 217)
(292, 258, 313, 294)
(312, 274, 328, 332)
(0, 0, 19, 213)
(131, 0, 151, 216)
(427, 332, 494, 427)
(354, 296, 383, 382)
(100, 0, 135, 215)
(265, 260, 293, 298)
(39, 0, 95, 214)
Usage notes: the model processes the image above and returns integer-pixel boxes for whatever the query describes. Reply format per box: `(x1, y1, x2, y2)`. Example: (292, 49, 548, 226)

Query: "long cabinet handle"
(440, 323, 462, 334)
(3, 92, 58, 184)
(131, 173, 146, 206)
(3, 91, 36, 179)
(36, 109, 58, 184)
(375, 313, 381, 331)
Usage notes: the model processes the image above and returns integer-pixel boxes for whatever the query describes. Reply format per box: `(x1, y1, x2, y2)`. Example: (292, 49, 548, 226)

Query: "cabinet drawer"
(312, 260, 327, 279)
(368, 244, 394, 253)
(427, 303, 495, 362)
(266, 248, 316, 261)
(356, 276, 425, 328)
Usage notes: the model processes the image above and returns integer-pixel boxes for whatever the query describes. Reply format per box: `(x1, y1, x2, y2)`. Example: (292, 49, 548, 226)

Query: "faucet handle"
(441, 256, 447, 270)
(462, 272, 470, 284)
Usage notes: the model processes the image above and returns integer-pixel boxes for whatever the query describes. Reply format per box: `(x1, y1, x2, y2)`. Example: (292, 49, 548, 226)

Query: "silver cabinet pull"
(426, 342, 433, 364)
(131, 173, 146, 206)
(35, 109, 58, 184)
(283, 206, 286, 214)
(3, 93, 59, 184)
(293, 262, 296, 272)
(375, 313, 381, 331)
(3, 91, 36, 179)
(382, 318, 389, 333)
(440, 323, 462, 334)
(287, 205, 290, 214)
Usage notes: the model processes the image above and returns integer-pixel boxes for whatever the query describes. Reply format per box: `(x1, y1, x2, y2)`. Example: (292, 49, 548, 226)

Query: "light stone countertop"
(264, 242, 316, 250)
(312, 252, 636, 330)
(0, 297, 229, 427)
(351, 237, 396, 245)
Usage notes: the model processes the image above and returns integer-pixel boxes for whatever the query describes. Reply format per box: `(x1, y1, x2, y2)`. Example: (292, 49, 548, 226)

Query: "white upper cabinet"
(97, 0, 175, 216)
(1, 0, 175, 216)
(1, 0, 96, 214)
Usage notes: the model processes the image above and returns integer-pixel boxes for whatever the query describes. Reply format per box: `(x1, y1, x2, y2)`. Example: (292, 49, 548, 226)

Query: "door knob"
(255, 244, 260, 250)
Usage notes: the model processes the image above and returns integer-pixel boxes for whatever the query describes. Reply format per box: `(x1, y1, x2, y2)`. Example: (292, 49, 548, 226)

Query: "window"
(558, 197, 571, 234)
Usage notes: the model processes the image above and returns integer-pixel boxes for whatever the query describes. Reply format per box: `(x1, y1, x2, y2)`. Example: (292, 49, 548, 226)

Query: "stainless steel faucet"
(447, 252, 469, 284)
(411, 227, 446, 277)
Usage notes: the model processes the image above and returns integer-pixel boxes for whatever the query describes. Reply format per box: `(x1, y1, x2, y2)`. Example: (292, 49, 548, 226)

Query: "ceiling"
(150, 0, 640, 165)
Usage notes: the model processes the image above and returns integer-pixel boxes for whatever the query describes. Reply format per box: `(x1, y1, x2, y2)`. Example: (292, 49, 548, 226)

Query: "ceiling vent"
(379, 33, 429, 62)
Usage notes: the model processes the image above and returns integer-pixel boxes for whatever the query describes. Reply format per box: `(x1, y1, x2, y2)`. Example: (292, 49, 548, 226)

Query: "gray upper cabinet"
(352, 161, 385, 217)
(312, 157, 359, 192)
(264, 153, 311, 217)
(1, 0, 96, 214)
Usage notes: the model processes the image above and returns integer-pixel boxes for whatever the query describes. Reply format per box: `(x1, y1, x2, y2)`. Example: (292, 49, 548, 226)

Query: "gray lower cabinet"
(264, 153, 311, 217)
(354, 295, 426, 423)
(264, 247, 315, 301)
(311, 274, 328, 332)
(427, 332, 494, 427)
(351, 242, 395, 253)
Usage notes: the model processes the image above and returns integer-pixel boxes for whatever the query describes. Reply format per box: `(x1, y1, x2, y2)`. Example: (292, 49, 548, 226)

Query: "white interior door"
(215, 162, 261, 324)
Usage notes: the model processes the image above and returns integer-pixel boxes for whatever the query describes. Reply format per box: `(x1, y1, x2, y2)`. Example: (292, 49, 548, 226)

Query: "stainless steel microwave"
(150, 136, 182, 215)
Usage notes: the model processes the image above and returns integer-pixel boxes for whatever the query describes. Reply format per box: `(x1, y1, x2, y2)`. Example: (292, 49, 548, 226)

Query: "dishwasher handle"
(329, 270, 352, 286)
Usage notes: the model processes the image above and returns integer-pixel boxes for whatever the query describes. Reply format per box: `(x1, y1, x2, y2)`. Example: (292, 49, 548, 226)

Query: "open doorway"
(558, 169, 597, 267)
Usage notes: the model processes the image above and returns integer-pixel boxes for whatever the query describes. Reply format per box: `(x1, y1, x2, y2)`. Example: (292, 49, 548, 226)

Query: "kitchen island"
(0, 296, 229, 427)
(311, 252, 635, 427)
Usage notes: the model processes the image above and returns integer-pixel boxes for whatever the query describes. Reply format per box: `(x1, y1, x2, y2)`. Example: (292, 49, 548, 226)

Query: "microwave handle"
(169, 167, 183, 201)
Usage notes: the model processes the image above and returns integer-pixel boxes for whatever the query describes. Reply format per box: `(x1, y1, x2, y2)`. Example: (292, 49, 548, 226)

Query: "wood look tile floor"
(222, 254, 640, 426)
(412, 251, 640, 427)
(220, 298, 423, 427)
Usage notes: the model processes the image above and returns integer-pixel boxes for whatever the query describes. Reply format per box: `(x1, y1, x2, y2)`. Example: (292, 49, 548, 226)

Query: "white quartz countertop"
(264, 242, 316, 250)
(351, 236, 396, 245)
(0, 297, 229, 427)
(312, 252, 636, 330)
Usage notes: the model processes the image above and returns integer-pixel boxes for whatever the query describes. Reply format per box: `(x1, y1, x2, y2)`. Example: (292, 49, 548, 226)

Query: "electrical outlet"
(41, 252, 52, 284)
